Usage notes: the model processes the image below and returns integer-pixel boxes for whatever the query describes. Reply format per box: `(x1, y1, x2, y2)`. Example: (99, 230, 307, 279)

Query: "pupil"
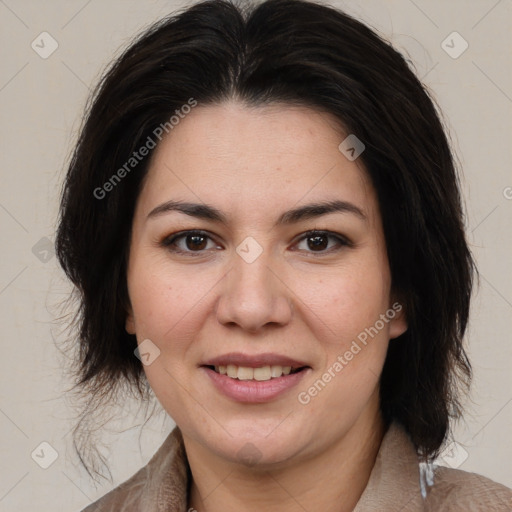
(187, 235, 207, 250)
(309, 235, 327, 251)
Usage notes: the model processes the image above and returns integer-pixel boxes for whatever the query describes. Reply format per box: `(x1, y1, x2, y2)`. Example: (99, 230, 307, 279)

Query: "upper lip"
(201, 352, 310, 369)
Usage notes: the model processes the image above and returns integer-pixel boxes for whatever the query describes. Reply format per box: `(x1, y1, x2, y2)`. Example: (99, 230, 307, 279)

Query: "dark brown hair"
(56, 0, 475, 477)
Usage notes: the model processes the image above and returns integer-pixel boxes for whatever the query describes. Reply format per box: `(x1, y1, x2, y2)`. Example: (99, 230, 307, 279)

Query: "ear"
(125, 306, 136, 335)
(388, 300, 407, 340)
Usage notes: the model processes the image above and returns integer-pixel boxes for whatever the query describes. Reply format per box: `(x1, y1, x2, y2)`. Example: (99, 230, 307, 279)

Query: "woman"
(55, 0, 512, 510)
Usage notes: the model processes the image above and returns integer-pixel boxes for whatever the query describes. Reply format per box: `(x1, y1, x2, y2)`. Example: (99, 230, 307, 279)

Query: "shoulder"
(81, 466, 148, 512)
(358, 421, 512, 511)
(81, 427, 189, 512)
(425, 465, 512, 511)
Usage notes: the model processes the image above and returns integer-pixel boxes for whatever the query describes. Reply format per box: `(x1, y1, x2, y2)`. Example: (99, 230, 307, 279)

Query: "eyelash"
(160, 229, 352, 257)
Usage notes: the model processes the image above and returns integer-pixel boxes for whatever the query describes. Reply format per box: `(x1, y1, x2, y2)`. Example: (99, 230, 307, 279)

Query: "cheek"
(294, 254, 391, 400)
(126, 260, 207, 413)
(298, 280, 391, 427)
(297, 258, 391, 343)
(127, 257, 210, 340)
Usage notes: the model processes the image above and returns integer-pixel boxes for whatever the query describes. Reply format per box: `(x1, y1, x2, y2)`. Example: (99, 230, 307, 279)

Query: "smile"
(202, 365, 310, 403)
(209, 364, 305, 381)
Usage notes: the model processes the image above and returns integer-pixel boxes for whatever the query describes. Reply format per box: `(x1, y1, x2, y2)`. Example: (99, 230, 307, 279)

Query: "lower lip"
(202, 367, 310, 403)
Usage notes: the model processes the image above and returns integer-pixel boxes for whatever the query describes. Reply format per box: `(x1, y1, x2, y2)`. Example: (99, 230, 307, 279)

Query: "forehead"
(137, 102, 376, 222)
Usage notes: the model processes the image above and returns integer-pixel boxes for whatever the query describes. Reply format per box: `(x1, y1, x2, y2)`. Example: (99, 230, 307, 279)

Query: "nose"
(214, 247, 293, 333)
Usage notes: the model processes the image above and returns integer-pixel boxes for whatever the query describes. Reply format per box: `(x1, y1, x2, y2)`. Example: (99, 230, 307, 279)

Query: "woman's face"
(125, 102, 407, 466)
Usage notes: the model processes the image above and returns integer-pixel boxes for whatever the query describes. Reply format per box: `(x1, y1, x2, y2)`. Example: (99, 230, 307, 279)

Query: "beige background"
(0, 0, 511, 510)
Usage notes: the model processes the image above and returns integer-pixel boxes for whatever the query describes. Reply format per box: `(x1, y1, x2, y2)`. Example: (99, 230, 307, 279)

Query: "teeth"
(227, 364, 238, 378)
(237, 366, 254, 380)
(271, 365, 283, 377)
(214, 364, 296, 381)
(254, 366, 271, 381)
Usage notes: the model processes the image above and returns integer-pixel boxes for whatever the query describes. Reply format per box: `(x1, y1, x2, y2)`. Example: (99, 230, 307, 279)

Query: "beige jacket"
(82, 422, 512, 511)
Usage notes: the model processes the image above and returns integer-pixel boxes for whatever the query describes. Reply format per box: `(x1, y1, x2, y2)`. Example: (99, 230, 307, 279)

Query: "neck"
(184, 407, 386, 512)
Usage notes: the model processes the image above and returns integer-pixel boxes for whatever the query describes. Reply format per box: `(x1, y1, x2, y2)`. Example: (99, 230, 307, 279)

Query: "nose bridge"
(215, 236, 293, 330)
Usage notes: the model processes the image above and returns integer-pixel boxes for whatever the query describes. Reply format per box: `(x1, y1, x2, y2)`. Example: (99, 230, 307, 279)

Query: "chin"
(200, 418, 311, 467)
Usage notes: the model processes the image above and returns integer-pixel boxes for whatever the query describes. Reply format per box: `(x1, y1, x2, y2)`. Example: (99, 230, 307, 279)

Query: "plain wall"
(0, 0, 510, 510)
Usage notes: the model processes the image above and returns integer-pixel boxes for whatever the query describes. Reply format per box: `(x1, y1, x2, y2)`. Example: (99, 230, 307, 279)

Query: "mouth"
(204, 364, 308, 381)
(200, 354, 311, 403)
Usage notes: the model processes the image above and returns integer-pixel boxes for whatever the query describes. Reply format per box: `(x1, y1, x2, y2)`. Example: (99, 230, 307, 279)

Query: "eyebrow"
(147, 199, 366, 226)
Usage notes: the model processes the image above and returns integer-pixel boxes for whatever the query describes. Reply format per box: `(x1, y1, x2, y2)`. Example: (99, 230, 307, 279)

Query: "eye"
(160, 229, 352, 257)
(161, 230, 221, 255)
(293, 230, 352, 254)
